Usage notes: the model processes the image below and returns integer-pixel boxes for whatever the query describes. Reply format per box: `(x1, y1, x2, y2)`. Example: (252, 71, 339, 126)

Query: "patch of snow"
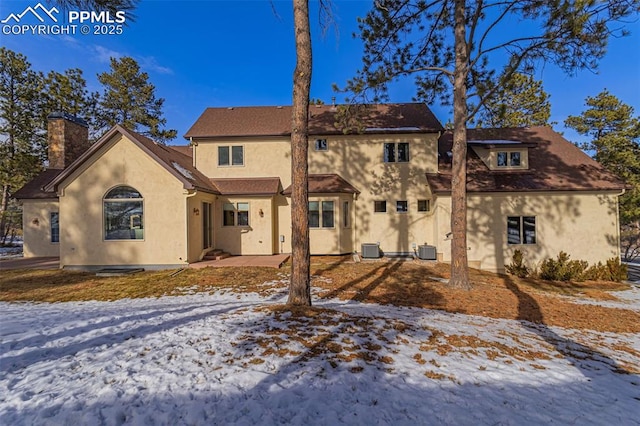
(1, 282, 639, 425)
(0, 239, 23, 258)
(171, 162, 194, 181)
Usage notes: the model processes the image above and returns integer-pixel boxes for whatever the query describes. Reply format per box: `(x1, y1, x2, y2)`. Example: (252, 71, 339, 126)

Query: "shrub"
(539, 251, 588, 282)
(583, 257, 627, 282)
(506, 249, 530, 278)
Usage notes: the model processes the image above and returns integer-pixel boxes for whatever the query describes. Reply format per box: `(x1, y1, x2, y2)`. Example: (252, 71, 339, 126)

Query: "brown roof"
(45, 125, 218, 194)
(211, 177, 281, 195)
(13, 169, 62, 200)
(427, 126, 627, 194)
(169, 145, 193, 157)
(282, 174, 360, 196)
(184, 103, 443, 139)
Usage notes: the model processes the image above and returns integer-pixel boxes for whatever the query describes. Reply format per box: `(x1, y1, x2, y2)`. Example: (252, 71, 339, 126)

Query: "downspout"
(614, 188, 626, 260)
(185, 189, 198, 264)
(190, 137, 197, 169)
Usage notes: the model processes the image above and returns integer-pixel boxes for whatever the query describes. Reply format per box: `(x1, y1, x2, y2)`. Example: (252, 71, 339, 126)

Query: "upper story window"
(384, 142, 409, 163)
(497, 151, 522, 168)
(315, 139, 328, 151)
(374, 200, 387, 213)
(396, 200, 408, 213)
(417, 199, 430, 212)
(219, 146, 244, 166)
(104, 186, 143, 240)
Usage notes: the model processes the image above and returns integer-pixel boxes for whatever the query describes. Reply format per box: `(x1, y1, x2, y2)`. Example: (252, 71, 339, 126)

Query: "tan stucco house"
(14, 105, 627, 272)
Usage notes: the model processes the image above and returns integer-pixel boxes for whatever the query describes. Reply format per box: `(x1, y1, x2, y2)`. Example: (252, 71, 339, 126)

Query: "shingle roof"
(169, 145, 193, 158)
(427, 126, 627, 194)
(282, 174, 360, 196)
(13, 169, 62, 200)
(211, 177, 281, 195)
(44, 125, 219, 195)
(184, 103, 443, 139)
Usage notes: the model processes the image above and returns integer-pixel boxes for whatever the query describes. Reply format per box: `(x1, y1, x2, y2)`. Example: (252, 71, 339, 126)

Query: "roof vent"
(227, 107, 234, 110)
(276, 106, 283, 109)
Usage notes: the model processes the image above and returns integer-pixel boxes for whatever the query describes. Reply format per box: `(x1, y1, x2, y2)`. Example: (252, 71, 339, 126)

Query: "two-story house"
(14, 104, 626, 272)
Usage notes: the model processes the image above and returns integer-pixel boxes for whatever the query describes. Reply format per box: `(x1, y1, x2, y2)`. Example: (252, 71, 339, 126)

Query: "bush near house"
(506, 251, 627, 282)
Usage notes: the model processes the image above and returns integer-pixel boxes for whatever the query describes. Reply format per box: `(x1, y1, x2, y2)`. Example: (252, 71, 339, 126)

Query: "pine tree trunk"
(288, 0, 312, 306)
(0, 185, 10, 246)
(449, 0, 471, 290)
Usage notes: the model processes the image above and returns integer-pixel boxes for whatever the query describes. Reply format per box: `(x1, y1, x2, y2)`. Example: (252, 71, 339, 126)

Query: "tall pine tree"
(96, 56, 176, 143)
(565, 90, 640, 260)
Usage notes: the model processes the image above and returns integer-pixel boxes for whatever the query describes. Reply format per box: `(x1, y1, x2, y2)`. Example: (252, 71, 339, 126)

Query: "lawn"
(1, 257, 637, 333)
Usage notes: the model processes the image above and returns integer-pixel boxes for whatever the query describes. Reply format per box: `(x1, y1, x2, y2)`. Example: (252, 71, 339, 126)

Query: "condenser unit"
(418, 245, 437, 260)
(361, 243, 380, 259)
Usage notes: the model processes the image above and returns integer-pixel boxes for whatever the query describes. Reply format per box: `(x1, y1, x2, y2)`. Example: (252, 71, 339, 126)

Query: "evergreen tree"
(344, 0, 639, 288)
(96, 56, 176, 143)
(0, 48, 44, 244)
(41, 68, 100, 140)
(476, 73, 551, 128)
(565, 90, 640, 260)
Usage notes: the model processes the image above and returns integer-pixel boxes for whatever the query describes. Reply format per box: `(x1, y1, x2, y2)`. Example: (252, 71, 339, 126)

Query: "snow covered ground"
(1, 280, 639, 426)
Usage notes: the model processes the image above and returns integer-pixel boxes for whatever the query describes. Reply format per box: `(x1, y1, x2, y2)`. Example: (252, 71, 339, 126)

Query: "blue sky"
(1, 0, 639, 146)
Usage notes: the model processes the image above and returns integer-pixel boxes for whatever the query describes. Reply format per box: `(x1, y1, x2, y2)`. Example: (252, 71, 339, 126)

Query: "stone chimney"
(47, 112, 89, 169)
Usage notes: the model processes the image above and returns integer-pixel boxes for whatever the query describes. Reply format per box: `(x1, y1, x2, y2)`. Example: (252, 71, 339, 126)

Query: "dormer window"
(496, 150, 524, 168)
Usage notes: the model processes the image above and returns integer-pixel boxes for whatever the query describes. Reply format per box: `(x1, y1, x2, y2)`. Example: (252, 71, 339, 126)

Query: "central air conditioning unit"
(418, 245, 437, 260)
(361, 243, 380, 259)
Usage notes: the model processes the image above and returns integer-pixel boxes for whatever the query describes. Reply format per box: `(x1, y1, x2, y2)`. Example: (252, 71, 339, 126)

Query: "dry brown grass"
(1, 257, 637, 334)
(0, 267, 281, 302)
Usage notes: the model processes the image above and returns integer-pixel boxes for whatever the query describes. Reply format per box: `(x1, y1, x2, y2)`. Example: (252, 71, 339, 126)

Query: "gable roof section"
(13, 169, 62, 200)
(282, 174, 360, 196)
(211, 177, 281, 195)
(427, 126, 627, 194)
(168, 145, 193, 158)
(184, 103, 443, 139)
(45, 125, 218, 194)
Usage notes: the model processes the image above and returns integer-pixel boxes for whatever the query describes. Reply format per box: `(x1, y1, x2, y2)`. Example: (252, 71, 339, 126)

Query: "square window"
(417, 199, 430, 212)
(507, 216, 536, 245)
(396, 200, 408, 213)
(374, 200, 387, 213)
(218, 146, 230, 166)
(315, 139, 328, 151)
(510, 151, 521, 166)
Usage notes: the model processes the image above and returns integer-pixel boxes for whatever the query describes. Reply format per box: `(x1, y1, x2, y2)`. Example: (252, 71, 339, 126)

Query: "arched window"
(104, 186, 144, 240)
